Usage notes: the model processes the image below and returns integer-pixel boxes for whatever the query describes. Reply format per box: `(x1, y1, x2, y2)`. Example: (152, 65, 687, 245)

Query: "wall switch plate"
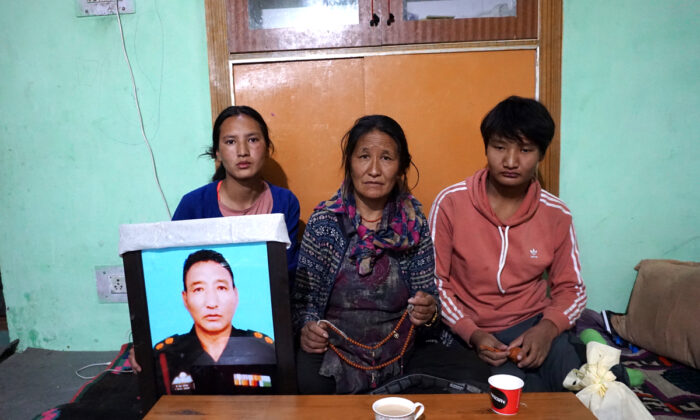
(77, 0, 134, 17)
(96, 265, 128, 303)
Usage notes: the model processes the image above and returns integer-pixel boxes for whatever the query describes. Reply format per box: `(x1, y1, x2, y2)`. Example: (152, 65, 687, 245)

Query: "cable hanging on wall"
(116, 0, 172, 219)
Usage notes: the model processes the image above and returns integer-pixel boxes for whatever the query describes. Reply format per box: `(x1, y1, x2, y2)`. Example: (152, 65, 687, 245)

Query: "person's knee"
(492, 361, 525, 380)
(408, 342, 490, 387)
(550, 332, 583, 368)
(296, 350, 335, 394)
(537, 332, 582, 391)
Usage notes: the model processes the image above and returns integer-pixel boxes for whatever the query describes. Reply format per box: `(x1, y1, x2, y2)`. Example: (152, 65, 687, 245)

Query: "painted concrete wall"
(0, 1, 213, 350)
(560, 0, 700, 312)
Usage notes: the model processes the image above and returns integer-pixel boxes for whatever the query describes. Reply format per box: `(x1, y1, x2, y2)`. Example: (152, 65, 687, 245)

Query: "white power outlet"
(77, 0, 135, 17)
(96, 265, 128, 303)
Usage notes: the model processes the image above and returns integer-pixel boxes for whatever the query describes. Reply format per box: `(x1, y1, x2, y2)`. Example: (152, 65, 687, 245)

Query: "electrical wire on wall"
(115, 0, 172, 218)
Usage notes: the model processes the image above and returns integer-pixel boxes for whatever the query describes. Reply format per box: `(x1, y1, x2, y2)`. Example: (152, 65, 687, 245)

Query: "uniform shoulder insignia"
(253, 331, 274, 344)
(234, 327, 274, 344)
(154, 335, 177, 351)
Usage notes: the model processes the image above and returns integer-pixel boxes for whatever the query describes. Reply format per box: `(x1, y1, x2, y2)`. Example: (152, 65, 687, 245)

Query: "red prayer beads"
(325, 310, 415, 371)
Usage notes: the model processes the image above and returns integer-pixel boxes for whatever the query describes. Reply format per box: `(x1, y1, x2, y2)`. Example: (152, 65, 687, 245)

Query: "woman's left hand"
(407, 291, 438, 326)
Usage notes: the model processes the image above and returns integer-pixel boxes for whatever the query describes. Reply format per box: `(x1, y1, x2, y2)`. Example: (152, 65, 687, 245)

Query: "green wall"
(0, 1, 212, 350)
(560, 0, 700, 312)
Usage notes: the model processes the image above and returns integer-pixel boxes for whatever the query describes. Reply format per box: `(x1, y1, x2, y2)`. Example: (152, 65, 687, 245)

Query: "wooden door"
(233, 58, 365, 224)
(233, 49, 535, 223)
(364, 50, 535, 212)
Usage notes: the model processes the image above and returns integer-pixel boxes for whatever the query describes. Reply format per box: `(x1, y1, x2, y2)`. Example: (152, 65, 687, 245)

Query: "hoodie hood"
(467, 168, 542, 294)
(467, 168, 541, 228)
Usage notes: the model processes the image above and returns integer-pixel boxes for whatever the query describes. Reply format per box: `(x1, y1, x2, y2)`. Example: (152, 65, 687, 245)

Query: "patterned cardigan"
(292, 201, 439, 332)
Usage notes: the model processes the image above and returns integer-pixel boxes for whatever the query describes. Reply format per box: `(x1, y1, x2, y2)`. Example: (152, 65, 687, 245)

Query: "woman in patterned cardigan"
(292, 115, 439, 394)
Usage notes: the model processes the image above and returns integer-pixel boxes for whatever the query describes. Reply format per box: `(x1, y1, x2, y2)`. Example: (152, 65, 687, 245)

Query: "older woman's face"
(350, 130, 400, 206)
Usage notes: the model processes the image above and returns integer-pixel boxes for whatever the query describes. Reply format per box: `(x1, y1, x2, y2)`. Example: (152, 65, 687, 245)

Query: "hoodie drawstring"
(496, 226, 510, 294)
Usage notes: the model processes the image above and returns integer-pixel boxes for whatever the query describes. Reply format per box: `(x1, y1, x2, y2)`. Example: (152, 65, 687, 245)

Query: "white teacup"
(372, 397, 425, 420)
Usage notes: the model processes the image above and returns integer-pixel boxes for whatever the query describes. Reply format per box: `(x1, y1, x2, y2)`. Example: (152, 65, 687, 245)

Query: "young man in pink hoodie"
(428, 96, 587, 392)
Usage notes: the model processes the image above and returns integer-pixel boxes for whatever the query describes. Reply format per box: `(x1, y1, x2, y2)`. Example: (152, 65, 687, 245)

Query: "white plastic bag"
(563, 341, 652, 420)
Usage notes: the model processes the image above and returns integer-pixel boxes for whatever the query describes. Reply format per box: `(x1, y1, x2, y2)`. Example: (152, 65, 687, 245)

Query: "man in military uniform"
(154, 249, 276, 395)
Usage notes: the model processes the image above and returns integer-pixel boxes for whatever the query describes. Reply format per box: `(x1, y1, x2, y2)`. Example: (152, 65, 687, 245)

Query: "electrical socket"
(96, 265, 128, 303)
(110, 275, 127, 294)
(77, 0, 135, 17)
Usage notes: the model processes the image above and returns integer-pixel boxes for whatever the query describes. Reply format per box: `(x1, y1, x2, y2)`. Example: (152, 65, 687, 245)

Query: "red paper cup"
(488, 374, 524, 415)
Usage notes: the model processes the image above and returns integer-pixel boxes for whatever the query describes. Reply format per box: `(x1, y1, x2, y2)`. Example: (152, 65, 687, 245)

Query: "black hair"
(340, 115, 417, 195)
(182, 249, 234, 291)
(206, 106, 274, 181)
(480, 96, 555, 156)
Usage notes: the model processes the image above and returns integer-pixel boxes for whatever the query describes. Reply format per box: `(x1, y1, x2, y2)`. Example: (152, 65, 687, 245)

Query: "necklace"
(320, 310, 414, 371)
(361, 214, 382, 223)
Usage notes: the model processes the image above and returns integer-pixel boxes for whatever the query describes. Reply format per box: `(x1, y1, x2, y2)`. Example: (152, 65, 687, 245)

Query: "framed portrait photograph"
(119, 215, 297, 413)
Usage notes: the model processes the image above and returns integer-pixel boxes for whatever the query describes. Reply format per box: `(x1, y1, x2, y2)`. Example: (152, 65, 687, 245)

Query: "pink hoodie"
(429, 169, 586, 344)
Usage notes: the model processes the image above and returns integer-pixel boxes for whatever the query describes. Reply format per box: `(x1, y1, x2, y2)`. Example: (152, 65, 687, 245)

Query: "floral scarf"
(315, 185, 422, 276)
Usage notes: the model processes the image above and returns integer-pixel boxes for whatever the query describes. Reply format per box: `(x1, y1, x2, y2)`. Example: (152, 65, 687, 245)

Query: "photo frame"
(119, 215, 297, 414)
